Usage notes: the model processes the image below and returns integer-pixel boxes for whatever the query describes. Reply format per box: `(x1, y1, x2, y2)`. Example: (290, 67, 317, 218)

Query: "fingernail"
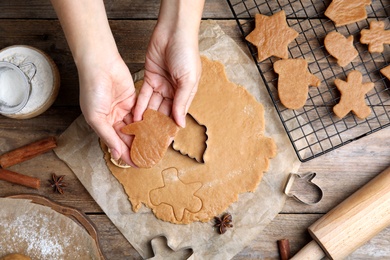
(178, 117, 186, 128)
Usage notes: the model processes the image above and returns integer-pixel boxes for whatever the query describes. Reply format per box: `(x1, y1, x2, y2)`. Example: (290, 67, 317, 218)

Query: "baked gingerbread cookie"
(333, 70, 374, 119)
(324, 31, 358, 67)
(325, 0, 371, 27)
(102, 56, 277, 224)
(274, 58, 321, 109)
(121, 109, 181, 168)
(360, 21, 390, 53)
(245, 10, 298, 62)
(380, 65, 390, 80)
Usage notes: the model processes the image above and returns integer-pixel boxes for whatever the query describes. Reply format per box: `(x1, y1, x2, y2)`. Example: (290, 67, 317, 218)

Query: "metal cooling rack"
(227, 0, 390, 162)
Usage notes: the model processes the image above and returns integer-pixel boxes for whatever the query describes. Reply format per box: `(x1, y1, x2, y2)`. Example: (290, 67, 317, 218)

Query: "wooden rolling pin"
(291, 166, 390, 260)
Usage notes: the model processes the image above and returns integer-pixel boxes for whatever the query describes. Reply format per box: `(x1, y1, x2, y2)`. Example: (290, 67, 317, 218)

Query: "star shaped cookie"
(245, 10, 299, 62)
(333, 70, 374, 119)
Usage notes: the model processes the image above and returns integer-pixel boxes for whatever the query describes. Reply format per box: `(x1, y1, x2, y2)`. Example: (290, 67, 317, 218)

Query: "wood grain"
(0, 0, 390, 258)
(0, 0, 233, 19)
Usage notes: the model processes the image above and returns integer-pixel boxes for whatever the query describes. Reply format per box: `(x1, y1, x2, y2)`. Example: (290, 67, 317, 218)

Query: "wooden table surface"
(1, 1, 390, 259)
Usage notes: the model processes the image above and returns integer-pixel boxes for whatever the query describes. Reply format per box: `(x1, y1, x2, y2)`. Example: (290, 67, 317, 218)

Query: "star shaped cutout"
(333, 70, 374, 119)
(245, 10, 298, 62)
(150, 168, 203, 221)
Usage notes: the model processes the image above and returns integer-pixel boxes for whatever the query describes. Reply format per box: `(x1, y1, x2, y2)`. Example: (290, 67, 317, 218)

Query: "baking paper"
(54, 21, 301, 259)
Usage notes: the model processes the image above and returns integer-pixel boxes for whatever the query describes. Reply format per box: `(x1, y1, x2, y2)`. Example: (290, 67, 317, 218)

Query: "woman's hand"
(50, 0, 137, 165)
(78, 52, 136, 165)
(133, 0, 205, 128)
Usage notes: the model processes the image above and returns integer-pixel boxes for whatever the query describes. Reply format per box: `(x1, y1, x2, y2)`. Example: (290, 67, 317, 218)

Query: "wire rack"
(227, 0, 390, 162)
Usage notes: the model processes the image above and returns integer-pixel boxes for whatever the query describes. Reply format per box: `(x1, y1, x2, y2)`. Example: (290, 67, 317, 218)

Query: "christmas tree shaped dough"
(102, 56, 277, 224)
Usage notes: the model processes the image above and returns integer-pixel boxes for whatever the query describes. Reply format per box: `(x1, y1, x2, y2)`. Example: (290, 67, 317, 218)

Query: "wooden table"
(1, 1, 389, 259)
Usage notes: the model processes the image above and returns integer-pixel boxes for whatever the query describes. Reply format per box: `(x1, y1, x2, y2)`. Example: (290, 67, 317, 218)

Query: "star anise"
(214, 213, 233, 234)
(48, 173, 67, 194)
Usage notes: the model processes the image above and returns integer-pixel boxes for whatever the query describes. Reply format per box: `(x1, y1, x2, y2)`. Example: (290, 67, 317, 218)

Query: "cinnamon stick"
(0, 136, 57, 168)
(0, 168, 40, 189)
(277, 239, 290, 260)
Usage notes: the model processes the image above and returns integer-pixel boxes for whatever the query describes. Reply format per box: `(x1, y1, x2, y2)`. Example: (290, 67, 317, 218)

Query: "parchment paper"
(54, 21, 301, 259)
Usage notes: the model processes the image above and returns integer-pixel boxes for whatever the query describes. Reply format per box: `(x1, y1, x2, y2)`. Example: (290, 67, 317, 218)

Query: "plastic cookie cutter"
(283, 172, 323, 205)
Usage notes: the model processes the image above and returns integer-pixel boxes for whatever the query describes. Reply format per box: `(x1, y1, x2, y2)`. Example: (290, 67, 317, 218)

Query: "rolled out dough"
(102, 56, 277, 224)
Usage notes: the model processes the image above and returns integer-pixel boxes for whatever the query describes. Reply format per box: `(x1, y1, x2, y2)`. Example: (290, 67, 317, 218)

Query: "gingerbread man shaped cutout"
(333, 70, 374, 119)
(360, 21, 390, 53)
(274, 58, 321, 109)
(150, 168, 202, 222)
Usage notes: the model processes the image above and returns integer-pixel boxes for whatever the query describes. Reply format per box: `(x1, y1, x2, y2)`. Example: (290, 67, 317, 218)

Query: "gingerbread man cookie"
(325, 0, 371, 27)
(324, 31, 358, 67)
(274, 58, 321, 109)
(150, 168, 202, 222)
(333, 70, 374, 119)
(121, 109, 181, 168)
(245, 10, 298, 62)
(360, 21, 390, 53)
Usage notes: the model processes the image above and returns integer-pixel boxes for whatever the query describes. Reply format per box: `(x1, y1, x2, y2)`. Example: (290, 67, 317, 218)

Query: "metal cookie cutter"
(283, 172, 323, 205)
(0, 61, 36, 115)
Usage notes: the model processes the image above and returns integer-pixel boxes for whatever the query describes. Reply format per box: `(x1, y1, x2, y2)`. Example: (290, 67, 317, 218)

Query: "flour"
(0, 198, 100, 260)
(0, 46, 59, 118)
(0, 67, 27, 107)
(1, 214, 66, 258)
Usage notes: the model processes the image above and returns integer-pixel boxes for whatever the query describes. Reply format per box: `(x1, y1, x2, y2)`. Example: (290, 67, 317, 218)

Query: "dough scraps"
(360, 21, 390, 53)
(333, 70, 374, 119)
(121, 109, 181, 168)
(245, 10, 298, 62)
(324, 31, 358, 67)
(325, 0, 371, 27)
(274, 58, 321, 109)
(101, 56, 277, 224)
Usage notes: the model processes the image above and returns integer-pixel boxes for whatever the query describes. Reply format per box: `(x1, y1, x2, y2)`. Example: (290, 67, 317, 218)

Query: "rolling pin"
(291, 166, 390, 260)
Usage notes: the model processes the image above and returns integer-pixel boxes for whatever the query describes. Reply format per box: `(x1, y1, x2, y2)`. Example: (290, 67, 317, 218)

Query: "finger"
(123, 113, 133, 125)
(113, 121, 137, 167)
(88, 117, 124, 161)
(114, 120, 134, 144)
(172, 82, 198, 128)
(158, 97, 173, 117)
(133, 82, 154, 122)
(148, 91, 164, 111)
